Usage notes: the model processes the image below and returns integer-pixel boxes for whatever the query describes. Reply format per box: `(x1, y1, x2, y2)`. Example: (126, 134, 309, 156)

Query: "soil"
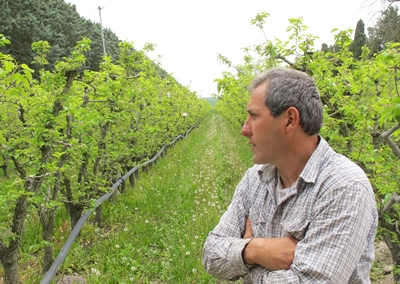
(56, 275, 87, 284)
(374, 241, 396, 284)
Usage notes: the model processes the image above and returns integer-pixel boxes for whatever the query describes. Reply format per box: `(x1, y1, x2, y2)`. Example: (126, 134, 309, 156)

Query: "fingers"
(243, 217, 254, 239)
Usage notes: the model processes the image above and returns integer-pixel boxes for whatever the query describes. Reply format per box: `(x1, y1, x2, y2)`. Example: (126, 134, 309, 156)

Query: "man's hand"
(243, 217, 254, 239)
(242, 218, 297, 270)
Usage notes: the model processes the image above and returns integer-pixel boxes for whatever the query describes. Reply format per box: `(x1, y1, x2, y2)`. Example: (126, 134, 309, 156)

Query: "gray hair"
(249, 68, 323, 135)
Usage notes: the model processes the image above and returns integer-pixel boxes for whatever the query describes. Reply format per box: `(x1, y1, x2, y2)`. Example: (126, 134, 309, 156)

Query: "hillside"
(202, 97, 218, 106)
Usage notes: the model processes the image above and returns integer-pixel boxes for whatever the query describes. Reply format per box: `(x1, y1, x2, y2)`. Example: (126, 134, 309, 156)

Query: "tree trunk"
(0, 193, 31, 284)
(39, 175, 62, 273)
(119, 174, 126, 194)
(69, 203, 84, 230)
(39, 207, 56, 273)
(95, 205, 103, 228)
(91, 122, 110, 229)
(379, 215, 400, 283)
(1, 247, 20, 284)
(63, 176, 84, 230)
(0, 163, 8, 178)
(382, 233, 400, 282)
(127, 165, 135, 186)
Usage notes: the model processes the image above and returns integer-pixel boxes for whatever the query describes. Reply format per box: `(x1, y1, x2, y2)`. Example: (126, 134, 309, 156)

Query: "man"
(202, 68, 378, 283)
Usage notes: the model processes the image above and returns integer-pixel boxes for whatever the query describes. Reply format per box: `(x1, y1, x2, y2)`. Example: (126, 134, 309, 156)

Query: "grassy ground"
(33, 109, 253, 283)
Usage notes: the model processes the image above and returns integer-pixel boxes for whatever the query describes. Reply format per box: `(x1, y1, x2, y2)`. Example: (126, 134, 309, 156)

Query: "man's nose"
(241, 119, 252, 137)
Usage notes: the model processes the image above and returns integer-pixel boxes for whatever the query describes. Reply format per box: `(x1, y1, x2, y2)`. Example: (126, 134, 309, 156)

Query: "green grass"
(18, 109, 253, 283)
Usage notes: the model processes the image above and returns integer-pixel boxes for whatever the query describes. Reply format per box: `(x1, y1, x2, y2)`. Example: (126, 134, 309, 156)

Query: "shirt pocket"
(248, 207, 268, 237)
(281, 213, 310, 241)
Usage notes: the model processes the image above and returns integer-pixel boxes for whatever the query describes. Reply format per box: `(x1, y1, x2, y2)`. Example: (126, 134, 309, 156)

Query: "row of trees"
(214, 7, 400, 282)
(0, 36, 210, 283)
(0, 1, 210, 282)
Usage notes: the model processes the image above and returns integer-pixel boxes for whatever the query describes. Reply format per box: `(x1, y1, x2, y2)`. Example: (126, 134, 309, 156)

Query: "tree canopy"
(367, 5, 400, 55)
(0, 0, 121, 75)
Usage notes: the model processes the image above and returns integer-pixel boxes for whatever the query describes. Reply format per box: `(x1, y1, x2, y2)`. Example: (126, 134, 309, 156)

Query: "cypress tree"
(352, 19, 367, 60)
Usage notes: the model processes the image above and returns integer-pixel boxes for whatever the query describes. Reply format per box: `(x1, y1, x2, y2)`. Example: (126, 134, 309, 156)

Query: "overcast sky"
(65, 0, 387, 97)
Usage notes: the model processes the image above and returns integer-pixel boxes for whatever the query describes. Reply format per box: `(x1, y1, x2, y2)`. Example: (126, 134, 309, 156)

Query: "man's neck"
(277, 135, 319, 188)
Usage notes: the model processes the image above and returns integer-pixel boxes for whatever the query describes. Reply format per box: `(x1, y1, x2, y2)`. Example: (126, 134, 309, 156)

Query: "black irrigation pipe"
(40, 121, 201, 284)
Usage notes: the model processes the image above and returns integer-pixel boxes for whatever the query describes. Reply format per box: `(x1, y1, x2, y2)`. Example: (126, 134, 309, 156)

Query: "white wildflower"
(91, 268, 101, 276)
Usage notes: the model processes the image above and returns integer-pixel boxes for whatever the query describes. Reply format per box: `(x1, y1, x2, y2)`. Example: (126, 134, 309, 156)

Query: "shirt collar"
(257, 164, 277, 182)
(299, 135, 330, 184)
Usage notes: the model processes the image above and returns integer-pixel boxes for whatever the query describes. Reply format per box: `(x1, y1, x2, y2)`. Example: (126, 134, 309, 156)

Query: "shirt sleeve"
(202, 170, 253, 281)
(251, 181, 377, 283)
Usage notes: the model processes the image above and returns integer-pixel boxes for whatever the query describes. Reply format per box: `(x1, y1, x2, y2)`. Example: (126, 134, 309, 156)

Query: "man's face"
(241, 84, 285, 164)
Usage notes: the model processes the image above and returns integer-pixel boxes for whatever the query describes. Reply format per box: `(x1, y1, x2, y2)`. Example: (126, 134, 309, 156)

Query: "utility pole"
(98, 6, 107, 57)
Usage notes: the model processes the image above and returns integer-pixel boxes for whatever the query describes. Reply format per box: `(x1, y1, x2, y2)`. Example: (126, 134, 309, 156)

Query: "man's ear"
(285, 107, 300, 128)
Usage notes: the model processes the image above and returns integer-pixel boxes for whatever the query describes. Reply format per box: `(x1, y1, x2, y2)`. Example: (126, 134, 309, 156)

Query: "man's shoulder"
(315, 151, 373, 194)
(321, 146, 367, 176)
(309, 138, 372, 189)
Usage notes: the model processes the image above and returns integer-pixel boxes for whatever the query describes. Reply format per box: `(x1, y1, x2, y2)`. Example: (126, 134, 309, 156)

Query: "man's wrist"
(242, 237, 255, 265)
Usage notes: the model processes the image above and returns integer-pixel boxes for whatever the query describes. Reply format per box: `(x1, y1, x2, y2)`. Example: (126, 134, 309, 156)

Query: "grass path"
(49, 110, 253, 284)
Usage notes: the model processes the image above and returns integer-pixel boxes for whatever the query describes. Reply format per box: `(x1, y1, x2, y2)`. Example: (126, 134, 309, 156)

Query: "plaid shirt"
(202, 137, 378, 283)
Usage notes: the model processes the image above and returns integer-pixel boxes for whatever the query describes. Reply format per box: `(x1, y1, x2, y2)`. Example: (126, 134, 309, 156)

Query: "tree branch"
(381, 123, 400, 158)
(276, 54, 294, 67)
(381, 192, 400, 213)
